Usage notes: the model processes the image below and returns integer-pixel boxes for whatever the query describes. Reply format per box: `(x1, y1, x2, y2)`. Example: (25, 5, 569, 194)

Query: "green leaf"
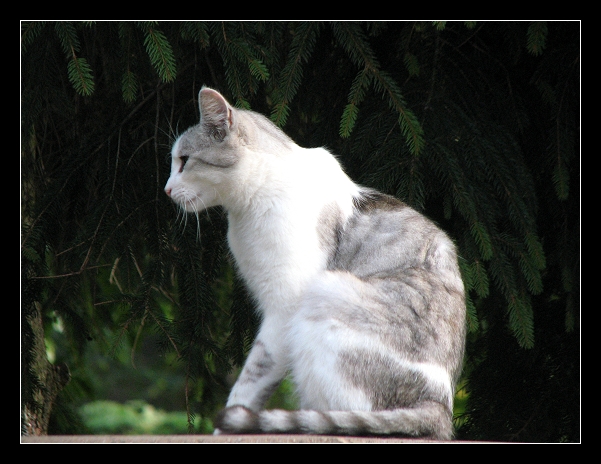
(519, 254, 543, 295)
(210, 22, 267, 105)
(21, 21, 46, 53)
(560, 264, 573, 293)
(230, 39, 270, 82)
(470, 220, 493, 261)
(552, 159, 570, 200)
(340, 103, 360, 138)
(67, 57, 95, 96)
(270, 101, 291, 128)
(465, 292, 479, 333)
(472, 260, 490, 298)
(121, 70, 138, 104)
(375, 70, 424, 155)
(143, 27, 177, 82)
(339, 68, 371, 138)
(22, 246, 41, 263)
(331, 22, 378, 69)
(331, 22, 424, 152)
(397, 108, 425, 156)
(179, 21, 210, 48)
(443, 194, 453, 219)
(271, 22, 320, 127)
(507, 291, 535, 349)
(524, 231, 546, 270)
(54, 21, 80, 57)
(527, 21, 548, 56)
(403, 52, 420, 77)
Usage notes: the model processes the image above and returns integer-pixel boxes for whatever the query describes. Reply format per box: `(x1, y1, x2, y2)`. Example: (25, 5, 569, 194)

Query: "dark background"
(21, 21, 579, 442)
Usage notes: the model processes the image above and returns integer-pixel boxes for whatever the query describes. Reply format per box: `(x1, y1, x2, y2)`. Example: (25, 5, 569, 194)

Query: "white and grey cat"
(164, 87, 466, 439)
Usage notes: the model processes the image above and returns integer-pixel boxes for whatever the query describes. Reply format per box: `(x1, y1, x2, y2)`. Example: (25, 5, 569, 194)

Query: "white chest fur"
(227, 188, 327, 316)
(225, 147, 357, 317)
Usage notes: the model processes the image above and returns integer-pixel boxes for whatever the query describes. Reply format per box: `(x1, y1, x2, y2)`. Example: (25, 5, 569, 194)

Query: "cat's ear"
(199, 87, 233, 141)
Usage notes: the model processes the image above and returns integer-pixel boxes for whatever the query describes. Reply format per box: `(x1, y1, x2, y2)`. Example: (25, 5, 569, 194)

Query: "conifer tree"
(21, 21, 579, 441)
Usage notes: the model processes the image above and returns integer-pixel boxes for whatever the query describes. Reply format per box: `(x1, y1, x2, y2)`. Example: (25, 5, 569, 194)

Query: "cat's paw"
(214, 405, 259, 434)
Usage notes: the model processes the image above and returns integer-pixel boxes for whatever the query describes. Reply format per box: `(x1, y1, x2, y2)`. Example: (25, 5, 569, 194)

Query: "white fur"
(226, 147, 358, 314)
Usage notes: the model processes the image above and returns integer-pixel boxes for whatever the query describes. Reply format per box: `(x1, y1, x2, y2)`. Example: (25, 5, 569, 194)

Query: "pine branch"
(211, 22, 250, 108)
(340, 68, 371, 138)
(118, 22, 139, 103)
(54, 21, 81, 58)
(67, 57, 95, 96)
(471, 259, 490, 298)
(526, 21, 548, 56)
(271, 22, 321, 127)
(179, 21, 210, 48)
(518, 252, 544, 295)
(141, 24, 177, 83)
(403, 52, 420, 77)
(53, 22, 95, 96)
(552, 158, 570, 200)
(470, 220, 494, 261)
(20, 21, 46, 53)
(465, 292, 479, 333)
(524, 231, 546, 272)
(121, 69, 138, 104)
(331, 21, 378, 69)
(332, 22, 424, 154)
(231, 38, 270, 82)
(458, 258, 480, 333)
(507, 290, 535, 349)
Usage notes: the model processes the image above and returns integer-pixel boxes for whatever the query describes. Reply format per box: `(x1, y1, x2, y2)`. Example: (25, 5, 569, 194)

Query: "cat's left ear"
(199, 87, 234, 141)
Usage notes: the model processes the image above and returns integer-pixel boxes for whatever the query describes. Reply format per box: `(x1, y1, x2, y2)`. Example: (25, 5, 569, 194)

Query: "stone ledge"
(21, 434, 475, 444)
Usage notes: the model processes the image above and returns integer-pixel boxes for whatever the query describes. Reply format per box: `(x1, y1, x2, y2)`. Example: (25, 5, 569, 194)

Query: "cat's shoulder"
(352, 189, 408, 213)
(349, 188, 443, 236)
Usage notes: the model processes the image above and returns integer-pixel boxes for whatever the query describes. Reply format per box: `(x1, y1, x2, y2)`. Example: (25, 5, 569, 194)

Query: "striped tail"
(214, 402, 453, 440)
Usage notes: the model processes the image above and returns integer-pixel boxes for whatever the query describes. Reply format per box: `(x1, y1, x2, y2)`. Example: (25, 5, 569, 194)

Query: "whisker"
(176, 205, 188, 239)
(194, 209, 201, 242)
(192, 193, 213, 226)
(170, 190, 215, 244)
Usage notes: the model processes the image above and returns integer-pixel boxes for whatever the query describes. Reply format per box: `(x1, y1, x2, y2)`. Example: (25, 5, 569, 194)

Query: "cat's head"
(165, 87, 295, 212)
(164, 87, 249, 212)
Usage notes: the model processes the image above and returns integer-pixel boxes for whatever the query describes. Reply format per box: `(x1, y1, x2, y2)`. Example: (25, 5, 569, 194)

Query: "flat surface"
(21, 434, 474, 444)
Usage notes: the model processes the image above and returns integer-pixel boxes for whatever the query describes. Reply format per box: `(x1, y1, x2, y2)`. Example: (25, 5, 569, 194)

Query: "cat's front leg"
(214, 332, 287, 435)
(225, 337, 287, 411)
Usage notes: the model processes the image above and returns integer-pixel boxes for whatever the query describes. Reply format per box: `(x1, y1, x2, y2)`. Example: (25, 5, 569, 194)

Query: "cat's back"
(331, 189, 460, 279)
(317, 189, 466, 375)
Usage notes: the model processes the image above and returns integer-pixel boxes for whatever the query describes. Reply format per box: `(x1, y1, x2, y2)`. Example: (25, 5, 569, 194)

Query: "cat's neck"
(225, 145, 358, 314)
(224, 145, 357, 218)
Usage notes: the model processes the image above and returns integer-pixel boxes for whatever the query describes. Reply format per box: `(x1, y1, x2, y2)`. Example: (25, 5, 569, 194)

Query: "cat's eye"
(179, 156, 189, 173)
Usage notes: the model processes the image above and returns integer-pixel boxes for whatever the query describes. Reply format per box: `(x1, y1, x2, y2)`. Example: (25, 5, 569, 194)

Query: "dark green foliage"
(21, 21, 579, 441)
(271, 21, 321, 127)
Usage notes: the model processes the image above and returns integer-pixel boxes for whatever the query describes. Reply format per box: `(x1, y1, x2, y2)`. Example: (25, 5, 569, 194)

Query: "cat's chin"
(176, 195, 218, 212)
(182, 203, 211, 213)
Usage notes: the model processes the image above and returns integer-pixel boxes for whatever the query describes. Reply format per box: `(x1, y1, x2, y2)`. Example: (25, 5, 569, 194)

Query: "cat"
(164, 87, 467, 440)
